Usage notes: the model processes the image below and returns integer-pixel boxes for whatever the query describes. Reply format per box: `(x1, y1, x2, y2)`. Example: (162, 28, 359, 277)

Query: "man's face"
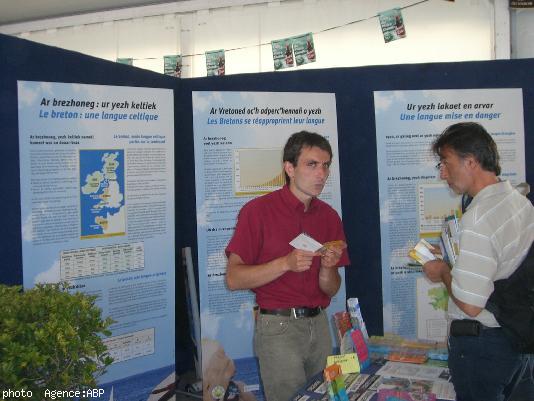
(437, 146, 472, 195)
(285, 146, 331, 202)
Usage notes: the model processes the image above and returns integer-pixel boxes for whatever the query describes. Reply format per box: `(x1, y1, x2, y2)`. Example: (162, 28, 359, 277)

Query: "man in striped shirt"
(423, 122, 534, 401)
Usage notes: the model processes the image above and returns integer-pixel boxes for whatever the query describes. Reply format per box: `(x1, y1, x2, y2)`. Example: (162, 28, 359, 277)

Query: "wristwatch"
(211, 385, 226, 400)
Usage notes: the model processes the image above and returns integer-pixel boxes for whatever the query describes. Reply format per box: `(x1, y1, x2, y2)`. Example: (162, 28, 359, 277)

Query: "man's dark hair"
(282, 131, 332, 184)
(432, 122, 501, 176)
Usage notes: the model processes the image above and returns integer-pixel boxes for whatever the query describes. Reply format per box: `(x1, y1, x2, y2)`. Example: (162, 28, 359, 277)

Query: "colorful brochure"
(377, 389, 436, 401)
(324, 364, 349, 401)
(440, 214, 459, 265)
(408, 239, 437, 265)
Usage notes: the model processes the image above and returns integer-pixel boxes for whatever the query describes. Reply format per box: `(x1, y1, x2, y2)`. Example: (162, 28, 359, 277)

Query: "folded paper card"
(289, 233, 323, 252)
(326, 353, 360, 374)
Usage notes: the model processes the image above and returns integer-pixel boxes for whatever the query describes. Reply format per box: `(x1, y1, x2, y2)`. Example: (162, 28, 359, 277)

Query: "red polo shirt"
(225, 185, 350, 309)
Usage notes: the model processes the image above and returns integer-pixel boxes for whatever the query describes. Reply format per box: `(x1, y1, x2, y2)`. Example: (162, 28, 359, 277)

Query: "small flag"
(378, 8, 407, 43)
(116, 58, 133, 65)
(205, 49, 225, 76)
(271, 38, 294, 70)
(292, 32, 316, 66)
(164, 55, 182, 77)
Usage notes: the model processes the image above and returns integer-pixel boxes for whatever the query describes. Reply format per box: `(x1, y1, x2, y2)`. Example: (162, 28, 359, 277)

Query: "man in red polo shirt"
(226, 131, 350, 401)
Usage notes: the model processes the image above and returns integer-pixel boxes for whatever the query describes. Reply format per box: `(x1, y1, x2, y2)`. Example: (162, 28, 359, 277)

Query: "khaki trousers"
(254, 309, 332, 401)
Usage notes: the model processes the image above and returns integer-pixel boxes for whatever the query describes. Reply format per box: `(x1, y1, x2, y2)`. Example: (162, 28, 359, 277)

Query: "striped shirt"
(448, 180, 534, 327)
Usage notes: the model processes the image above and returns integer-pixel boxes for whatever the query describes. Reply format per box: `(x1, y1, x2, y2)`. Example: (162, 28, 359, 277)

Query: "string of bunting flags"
(114, 0, 429, 76)
(114, 0, 531, 77)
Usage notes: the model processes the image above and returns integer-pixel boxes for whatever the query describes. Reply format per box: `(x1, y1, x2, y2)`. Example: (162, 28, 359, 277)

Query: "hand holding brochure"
(408, 239, 437, 265)
(290, 233, 347, 254)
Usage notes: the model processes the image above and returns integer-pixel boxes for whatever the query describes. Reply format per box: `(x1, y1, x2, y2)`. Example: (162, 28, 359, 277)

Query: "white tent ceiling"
(0, 0, 190, 25)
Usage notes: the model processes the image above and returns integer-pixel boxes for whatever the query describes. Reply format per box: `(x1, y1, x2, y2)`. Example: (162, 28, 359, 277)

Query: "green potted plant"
(0, 283, 114, 400)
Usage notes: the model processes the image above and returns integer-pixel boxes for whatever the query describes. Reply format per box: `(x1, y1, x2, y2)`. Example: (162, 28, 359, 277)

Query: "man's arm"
(226, 249, 316, 291)
(317, 246, 343, 297)
(202, 341, 235, 401)
(423, 260, 483, 317)
(318, 266, 341, 297)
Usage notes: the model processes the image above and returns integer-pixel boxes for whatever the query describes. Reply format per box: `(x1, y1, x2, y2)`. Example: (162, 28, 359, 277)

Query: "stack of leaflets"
(333, 311, 352, 345)
(377, 389, 436, 401)
(350, 328, 370, 369)
(440, 214, 459, 266)
(332, 309, 370, 369)
(408, 239, 438, 265)
(387, 350, 428, 364)
(347, 298, 370, 341)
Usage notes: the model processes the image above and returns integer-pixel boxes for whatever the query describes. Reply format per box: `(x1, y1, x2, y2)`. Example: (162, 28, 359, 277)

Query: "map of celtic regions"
(80, 150, 125, 238)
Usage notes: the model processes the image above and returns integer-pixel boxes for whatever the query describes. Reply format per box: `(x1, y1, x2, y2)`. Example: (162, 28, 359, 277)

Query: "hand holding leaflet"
(290, 233, 346, 270)
(289, 233, 347, 255)
(408, 239, 438, 265)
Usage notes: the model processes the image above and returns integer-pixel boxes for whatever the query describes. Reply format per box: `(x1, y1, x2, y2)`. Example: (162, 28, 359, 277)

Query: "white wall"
(511, 8, 534, 59)
(2, 0, 525, 78)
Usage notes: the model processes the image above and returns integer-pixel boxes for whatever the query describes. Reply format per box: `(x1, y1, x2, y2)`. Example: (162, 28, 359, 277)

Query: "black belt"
(450, 319, 501, 337)
(259, 307, 322, 318)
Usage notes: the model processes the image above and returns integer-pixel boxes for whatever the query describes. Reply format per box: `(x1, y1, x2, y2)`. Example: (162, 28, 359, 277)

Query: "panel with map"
(234, 148, 285, 196)
(416, 277, 448, 341)
(80, 149, 126, 238)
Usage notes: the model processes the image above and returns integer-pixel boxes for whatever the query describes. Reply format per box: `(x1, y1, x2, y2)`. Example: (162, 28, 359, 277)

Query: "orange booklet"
(320, 240, 347, 254)
(387, 352, 428, 364)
